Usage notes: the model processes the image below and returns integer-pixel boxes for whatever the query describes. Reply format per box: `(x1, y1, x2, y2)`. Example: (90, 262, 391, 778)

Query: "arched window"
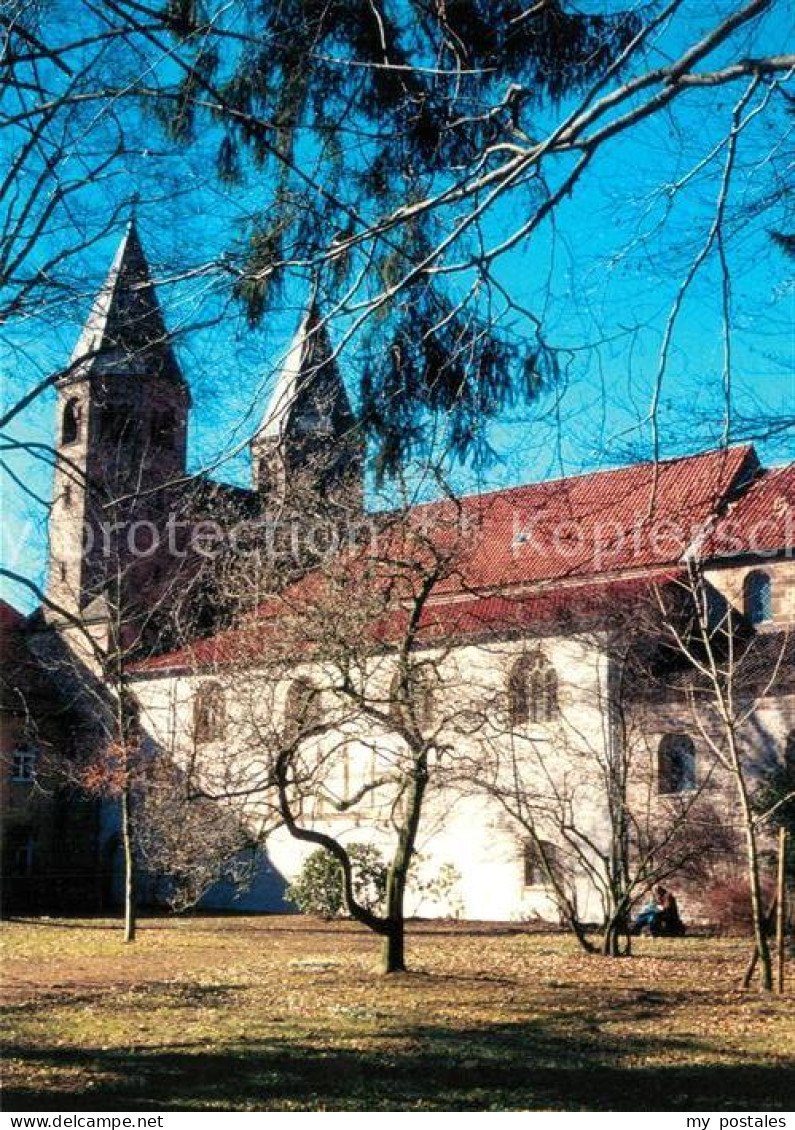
(523, 839, 563, 887)
(61, 398, 81, 445)
(658, 733, 696, 794)
(509, 653, 559, 726)
(193, 682, 226, 744)
(508, 658, 530, 726)
(744, 570, 773, 625)
(390, 666, 435, 731)
(285, 677, 322, 737)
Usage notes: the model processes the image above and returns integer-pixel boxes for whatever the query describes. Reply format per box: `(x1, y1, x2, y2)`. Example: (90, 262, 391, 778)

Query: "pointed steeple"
(250, 298, 362, 505)
(69, 219, 186, 388)
(254, 296, 352, 441)
(48, 220, 191, 618)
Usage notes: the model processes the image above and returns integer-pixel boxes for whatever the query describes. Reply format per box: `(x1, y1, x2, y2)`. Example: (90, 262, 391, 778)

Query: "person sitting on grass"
(652, 886, 686, 937)
(631, 891, 661, 936)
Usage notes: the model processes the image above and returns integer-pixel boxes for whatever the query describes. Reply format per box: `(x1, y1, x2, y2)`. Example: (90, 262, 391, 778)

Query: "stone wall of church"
(705, 557, 795, 625)
(1, 696, 103, 915)
(626, 685, 794, 924)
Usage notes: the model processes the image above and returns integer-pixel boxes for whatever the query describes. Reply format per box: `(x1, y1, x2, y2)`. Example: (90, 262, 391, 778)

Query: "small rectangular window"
(63, 484, 73, 507)
(11, 746, 37, 783)
(7, 828, 35, 876)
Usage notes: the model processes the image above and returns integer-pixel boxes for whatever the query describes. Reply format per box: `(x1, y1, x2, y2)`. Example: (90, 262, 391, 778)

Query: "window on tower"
(62, 398, 81, 445)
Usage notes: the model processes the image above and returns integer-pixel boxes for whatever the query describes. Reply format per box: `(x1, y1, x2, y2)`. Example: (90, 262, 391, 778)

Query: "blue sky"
(1, 0, 793, 611)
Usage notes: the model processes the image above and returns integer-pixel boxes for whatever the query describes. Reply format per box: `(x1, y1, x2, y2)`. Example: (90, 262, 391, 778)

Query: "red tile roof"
(134, 445, 760, 675)
(411, 443, 756, 593)
(136, 571, 681, 674)
(704, 462, 794, 560)
(382, 571, 682, 644)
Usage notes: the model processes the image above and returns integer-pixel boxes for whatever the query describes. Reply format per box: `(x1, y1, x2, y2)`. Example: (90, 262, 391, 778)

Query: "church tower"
(250, 299, 363, 514)
(47, 220, 191, 622)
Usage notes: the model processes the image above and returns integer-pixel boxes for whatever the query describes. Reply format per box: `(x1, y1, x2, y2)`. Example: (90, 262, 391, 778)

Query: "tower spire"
(250, 297, 362, 508)
(48, 221, 191, 619)
(69, 220, 186, 388)
(253, 293, 329, 442)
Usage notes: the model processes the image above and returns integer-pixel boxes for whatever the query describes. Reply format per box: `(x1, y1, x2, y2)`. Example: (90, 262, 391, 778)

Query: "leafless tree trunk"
(655, 566, 793, 991)
(120, 782, 136, 943)
(466, 590, 739, 957)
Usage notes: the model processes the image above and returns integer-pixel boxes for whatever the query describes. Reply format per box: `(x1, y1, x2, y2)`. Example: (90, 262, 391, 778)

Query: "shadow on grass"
(4, 916, 547, 938)
(3, 982, 242, 1017)
(4, 1017, 793, 1112)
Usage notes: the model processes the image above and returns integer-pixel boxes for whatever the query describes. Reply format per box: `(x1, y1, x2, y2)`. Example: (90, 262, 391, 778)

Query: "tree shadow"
(3, 1015, 792, 1112)
(3, 981, 242, 1016)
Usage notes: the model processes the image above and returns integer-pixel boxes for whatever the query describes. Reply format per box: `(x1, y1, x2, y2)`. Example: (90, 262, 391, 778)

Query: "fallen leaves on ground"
(1, 916, 792, 1111)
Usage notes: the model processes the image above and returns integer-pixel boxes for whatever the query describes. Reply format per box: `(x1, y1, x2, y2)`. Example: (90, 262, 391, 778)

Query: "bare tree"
(148, 485, 489, 973)
(466, 586, 740, 955)
(653, 566, 793, 990)
(4, 563, 148, 941)
(3, 507, 253, 938)
(133, 754, 254, 912)
(0, 352, 256, 937)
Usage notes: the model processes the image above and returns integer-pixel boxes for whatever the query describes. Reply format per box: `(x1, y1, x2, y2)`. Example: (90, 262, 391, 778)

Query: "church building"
(3, 222, 793, 922)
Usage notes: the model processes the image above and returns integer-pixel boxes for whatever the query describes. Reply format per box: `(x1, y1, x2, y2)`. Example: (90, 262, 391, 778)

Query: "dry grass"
(1, 915, 793, 1111)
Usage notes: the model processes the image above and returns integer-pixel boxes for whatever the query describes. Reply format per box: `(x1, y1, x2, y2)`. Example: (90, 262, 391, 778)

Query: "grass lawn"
(1, 916, 793, 1112)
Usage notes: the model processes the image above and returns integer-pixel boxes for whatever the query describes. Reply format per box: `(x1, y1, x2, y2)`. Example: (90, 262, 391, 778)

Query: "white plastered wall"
(130, 632, 627, 922)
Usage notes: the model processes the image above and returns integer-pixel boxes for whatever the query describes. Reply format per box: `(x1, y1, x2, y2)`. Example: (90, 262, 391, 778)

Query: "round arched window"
(658, 733, 696, 794)
(193, 682, 226, 744)
(508, 653, 559, 726)
(744, 570, 773, 625)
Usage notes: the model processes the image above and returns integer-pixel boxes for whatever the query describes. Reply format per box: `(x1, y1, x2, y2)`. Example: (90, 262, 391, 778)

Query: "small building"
(0, 601, 103, 914)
